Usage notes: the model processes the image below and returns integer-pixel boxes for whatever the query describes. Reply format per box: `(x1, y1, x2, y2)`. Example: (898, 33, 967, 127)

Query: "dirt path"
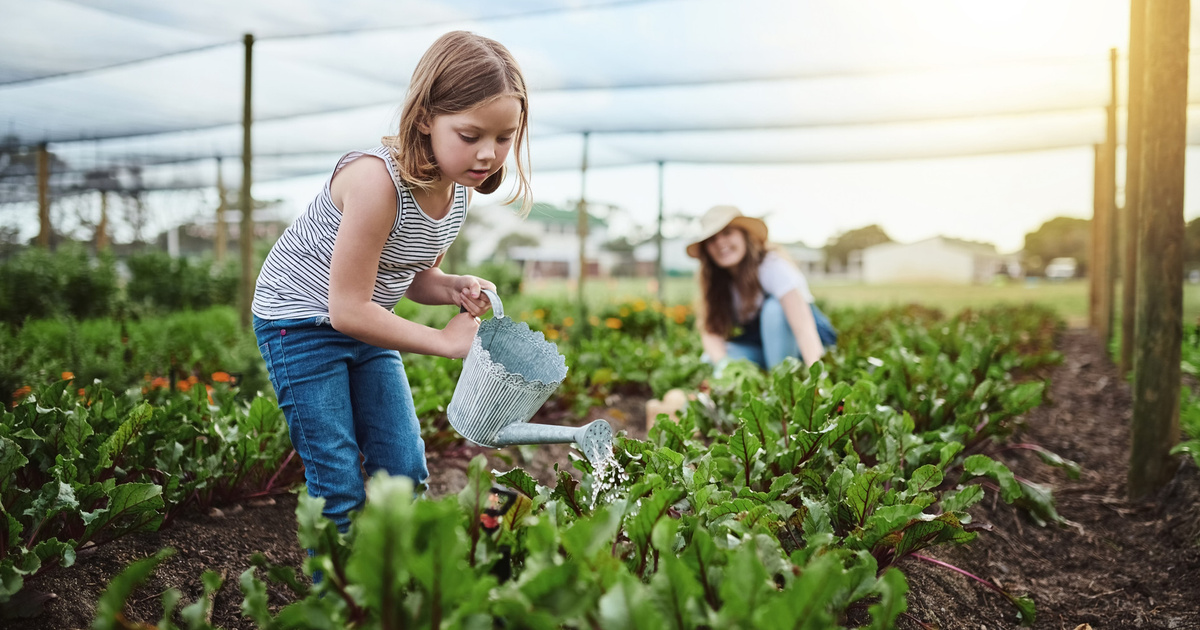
(903, 329, 1200, 629)
(10, 331, 1198, 629)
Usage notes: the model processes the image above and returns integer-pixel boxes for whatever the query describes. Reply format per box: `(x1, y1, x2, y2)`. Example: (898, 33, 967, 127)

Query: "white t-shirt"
(731, 251, 815, 319)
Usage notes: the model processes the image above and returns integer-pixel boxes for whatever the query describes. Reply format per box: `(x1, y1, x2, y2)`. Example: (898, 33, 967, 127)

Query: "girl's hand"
(441, 312, 481, 358)
(453, 275, 497, 318)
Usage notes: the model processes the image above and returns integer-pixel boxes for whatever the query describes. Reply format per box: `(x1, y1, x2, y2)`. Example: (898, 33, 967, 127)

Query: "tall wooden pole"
(656, 160, 665, 303)
(215, 157, 227, 263)
(1122, 0, 1147, 375)
(1090, 144, 1103, 331)
(37, 143, 50, 249)
(239, 34, 255, 328)
(576, 131, 590, 307)
(1099, 47, 1119, 346)
(1130, 0, 1188, 500)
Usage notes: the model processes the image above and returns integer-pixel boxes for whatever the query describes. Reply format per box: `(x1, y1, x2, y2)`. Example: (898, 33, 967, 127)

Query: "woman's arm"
(326, 159, 478, 358)
(700, 329, 728, 363)
(779, 289, 825, 366)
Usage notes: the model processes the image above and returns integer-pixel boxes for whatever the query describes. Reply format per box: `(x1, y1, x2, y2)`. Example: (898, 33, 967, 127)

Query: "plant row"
(0, 378, 301, 614)
(87, 303, 1071, 629)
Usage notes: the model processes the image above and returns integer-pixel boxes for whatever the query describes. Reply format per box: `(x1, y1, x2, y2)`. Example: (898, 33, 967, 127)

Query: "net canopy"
(0, 0, 1189, 200)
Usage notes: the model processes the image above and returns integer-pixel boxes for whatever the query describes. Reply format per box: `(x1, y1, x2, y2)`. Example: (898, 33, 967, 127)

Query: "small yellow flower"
(533, 308, 546, 320)
(619, 307, 631, 317)
(632, 299, 647, 312)
(61, 371, 74, 380)
(562, 316, 575, 327)
(545, 328, 560, 340)
(605, 317, 622, 329)
(589, 315, 600, 326)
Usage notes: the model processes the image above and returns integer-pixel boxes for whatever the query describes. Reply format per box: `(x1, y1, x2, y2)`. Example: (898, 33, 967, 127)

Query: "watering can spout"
(492, 420, 614, 466)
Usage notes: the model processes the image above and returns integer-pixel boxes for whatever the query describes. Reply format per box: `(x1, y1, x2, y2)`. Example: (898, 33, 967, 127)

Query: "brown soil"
(9, 331, 1200, 629)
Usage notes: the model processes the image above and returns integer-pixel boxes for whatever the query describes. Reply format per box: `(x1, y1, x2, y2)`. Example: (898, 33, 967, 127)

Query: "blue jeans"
(725, 298, 837, 370)
(254, 315, 428, 533)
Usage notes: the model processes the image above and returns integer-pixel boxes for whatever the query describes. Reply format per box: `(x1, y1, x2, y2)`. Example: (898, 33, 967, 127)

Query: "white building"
(464, 201, 610, 278)
(861, 236, 1003, 284)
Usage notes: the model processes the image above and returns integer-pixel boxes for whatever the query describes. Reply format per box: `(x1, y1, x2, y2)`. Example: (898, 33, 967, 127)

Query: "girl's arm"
(407, 261, 495, 318)
(327, 159, 478, 358)
(779, 289, 825, 366)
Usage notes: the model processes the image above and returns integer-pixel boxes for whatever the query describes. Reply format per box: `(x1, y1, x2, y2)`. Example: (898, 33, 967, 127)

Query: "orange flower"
(544, 327, 560, 340)
(605, 317, 622, 329)
(562, 316, 575, 327)
(77, 388, 86, 396)
(12, 385, 31, 400)
(211, 371, 231, 383)
(61, 371, 74, 380)
(177, 381, 192, 392)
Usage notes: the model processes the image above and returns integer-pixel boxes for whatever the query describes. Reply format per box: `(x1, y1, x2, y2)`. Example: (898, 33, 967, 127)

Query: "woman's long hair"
(697, 227, 768, 338)
(382, 31, 533, 215)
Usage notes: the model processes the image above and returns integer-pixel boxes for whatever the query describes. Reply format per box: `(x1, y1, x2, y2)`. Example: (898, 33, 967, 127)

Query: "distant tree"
(494, 232, 539, 260)
(1021, 216, 1090, 276)
(1185, 216, 1200, 272)
(824, 224, 892, 269)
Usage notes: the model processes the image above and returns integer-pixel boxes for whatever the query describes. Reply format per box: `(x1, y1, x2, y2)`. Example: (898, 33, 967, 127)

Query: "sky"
(5, 0, 1200, 255)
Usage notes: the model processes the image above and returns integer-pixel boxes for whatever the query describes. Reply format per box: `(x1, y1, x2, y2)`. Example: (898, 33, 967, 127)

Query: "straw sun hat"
(685, 205, 769, 258)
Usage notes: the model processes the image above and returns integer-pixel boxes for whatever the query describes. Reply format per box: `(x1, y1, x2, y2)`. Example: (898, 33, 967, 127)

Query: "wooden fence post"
(37, 143, 50, 249)
(1122, 0, 1147, 375)
(1130, 0, 1188, 499)
(239, 33, 254, 328)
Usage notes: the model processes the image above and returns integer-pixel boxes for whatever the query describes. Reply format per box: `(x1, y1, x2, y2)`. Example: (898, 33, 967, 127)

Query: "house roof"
(523, 202, 607, 228)
(864, 235, 998, 256)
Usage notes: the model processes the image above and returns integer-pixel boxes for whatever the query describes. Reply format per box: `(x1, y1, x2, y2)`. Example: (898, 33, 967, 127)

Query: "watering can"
(447, 290, 614, 466)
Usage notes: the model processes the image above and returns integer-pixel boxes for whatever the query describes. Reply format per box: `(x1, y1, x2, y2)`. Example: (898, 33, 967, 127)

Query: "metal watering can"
(447, 290, 614, 466)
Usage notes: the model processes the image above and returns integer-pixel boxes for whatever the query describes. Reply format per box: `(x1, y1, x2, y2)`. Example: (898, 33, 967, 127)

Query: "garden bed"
(9, 330, 1200, 630)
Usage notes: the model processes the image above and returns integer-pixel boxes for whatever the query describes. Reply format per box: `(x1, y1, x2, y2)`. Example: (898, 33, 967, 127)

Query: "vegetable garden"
(3, 260, 1200, 629)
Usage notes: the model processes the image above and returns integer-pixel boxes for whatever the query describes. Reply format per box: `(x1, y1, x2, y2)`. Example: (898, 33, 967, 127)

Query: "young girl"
(251, 31, 531, 532)
(688, 205, 836, 372)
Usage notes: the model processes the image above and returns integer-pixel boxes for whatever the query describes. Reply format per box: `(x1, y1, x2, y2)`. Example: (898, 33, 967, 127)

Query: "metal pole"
(576, 131, 590, 307)
(215, 157, 227, 263)
(1122, 0, 1146, 375)
(97, 190, 109, 251)
(656, 160, 665, 304)
(239, 33, 254, 328)
(1130, 0, 1188, 499)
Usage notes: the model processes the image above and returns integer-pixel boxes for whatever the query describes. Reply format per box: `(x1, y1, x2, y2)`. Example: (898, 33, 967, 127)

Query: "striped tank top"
(251, 146, 468, 320)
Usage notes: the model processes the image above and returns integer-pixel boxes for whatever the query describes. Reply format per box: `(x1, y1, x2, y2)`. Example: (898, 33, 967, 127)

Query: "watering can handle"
(457, 288, 504, 319)
(480, 288, 504, 319)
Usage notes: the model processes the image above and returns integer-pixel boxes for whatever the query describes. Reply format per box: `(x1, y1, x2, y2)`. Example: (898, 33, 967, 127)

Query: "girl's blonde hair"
(697, 227, 770, 338)
(383, 31, 532, 215)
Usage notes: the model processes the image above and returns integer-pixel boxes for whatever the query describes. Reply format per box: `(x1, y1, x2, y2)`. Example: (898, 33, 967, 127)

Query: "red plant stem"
(264, 450, 297, 492)
(909, 553, 1008, 598)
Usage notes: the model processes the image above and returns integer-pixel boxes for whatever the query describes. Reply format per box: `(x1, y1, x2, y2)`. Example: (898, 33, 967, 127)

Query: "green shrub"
(0, 244, 119, 325)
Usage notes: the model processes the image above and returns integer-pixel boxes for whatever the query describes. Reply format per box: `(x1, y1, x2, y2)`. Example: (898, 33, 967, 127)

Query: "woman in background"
(688, 205, 836, 371)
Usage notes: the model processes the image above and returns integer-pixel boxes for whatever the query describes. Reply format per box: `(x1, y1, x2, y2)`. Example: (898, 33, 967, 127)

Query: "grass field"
(521, 276, 1200, 330)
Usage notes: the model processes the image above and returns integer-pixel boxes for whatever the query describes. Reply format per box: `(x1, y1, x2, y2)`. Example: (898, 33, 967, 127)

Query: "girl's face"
(421, 96, 522, 190)
(704, 225, 748, 269)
